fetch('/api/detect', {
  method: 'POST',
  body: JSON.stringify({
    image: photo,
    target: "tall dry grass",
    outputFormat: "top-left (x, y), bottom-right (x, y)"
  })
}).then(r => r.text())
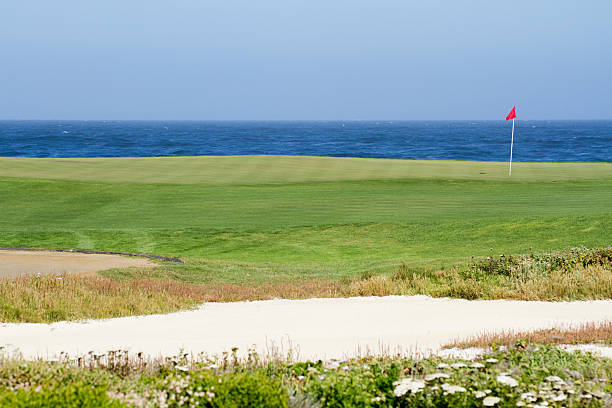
top-left (345, 265), bottom-right (612, 301)
top-left (0, 274), bottom-right (206, 323)
top-left (0, 274), bottom-right (345, 323)
top-left (1, 263), bottom-right (610, 323)
top-left (444, 321), bottom-right (612, 349)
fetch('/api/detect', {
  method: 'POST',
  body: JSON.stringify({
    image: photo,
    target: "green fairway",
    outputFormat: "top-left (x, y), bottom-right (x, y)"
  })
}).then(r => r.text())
top-left (0, 156), bottom-right (610, 283)
top-left (1, 155), bottom-right (611, 184)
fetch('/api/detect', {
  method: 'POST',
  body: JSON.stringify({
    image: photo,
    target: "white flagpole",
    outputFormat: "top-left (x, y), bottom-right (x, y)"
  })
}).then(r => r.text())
top-left (509, 118), bottom-right (515, 176)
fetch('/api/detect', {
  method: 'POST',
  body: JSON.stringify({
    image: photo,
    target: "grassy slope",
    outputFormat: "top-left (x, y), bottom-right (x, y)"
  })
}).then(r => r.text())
top-left (0, 156), bottom-right (610, 284)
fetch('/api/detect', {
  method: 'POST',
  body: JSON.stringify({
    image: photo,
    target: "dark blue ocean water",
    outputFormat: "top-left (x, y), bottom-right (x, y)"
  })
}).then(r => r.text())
top-left (0, 120), bottom-right (610, 162)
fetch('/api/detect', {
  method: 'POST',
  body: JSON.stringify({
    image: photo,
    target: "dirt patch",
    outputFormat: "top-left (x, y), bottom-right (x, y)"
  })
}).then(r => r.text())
top-left (0, 250), bottom-right (154, 278)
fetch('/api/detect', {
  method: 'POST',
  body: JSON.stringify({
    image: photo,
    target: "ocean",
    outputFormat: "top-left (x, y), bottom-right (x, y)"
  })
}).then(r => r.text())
top-left (0, 120), bottom-right (610, 162)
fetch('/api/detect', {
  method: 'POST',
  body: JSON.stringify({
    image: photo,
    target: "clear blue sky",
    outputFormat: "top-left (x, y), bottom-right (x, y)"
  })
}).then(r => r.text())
top-left (1, 0), bottom-right (611, 120)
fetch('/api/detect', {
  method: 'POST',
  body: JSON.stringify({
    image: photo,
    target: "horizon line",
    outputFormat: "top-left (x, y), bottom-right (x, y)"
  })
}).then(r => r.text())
top-left (1, 118), bottom-right (612, 122)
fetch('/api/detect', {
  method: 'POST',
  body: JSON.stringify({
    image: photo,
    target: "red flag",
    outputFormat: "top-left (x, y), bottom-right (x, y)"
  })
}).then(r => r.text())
top-left (506, 106), bottom-right (517, 121)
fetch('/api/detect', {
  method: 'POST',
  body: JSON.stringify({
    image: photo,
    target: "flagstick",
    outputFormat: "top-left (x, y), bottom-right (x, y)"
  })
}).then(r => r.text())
top-left (509, 118), bottom-right (515, 176)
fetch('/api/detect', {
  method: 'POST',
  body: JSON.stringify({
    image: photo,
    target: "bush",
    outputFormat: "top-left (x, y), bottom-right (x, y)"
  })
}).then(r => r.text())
top-left (299, 347), bottom-right (611, 407)
top-left (0, 383), bottom-right (126, 408)
top-left (0, 347), bottom-right (609, 408)
top-left (159, 369), bottom-right (289, 408)
top-left (469, 247), bottom-right (612, 279)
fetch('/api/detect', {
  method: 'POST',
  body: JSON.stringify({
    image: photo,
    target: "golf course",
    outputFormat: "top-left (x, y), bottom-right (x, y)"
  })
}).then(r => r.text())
top-left (0, 155), bottom-right (611, 322)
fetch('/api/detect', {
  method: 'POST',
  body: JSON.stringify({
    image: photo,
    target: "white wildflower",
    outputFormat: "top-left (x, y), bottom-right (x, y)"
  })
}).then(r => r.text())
top-left (297, 375), bottom-right (304, 380)
top-left (451, 362), bottom-right (467, 369)
top-left (327, 361), bottom-right (340, 369)
top-left (437, 363), bottom-right (450, 369)
top-left (371, 396), bottom-right (383, 402)
top-left (587, 389), bottom-right (605, 398)
top-left (470, 362), bottom-right (485, 369)
top-left (545, 375), bottom-right (566, 386)
top-left (474, 391), bottom-right (486, 398)
top-left (483, 396), bottom-right (501, 406)
top-left (318, 375), bottom-right (325, 380)
top-left (393, 379), bottom-right (425, 396)
top-left (441, 383), bottom-right (466, 394)
top-left (424, 373), bottom-right (450, 381)
top-left (520, 392), bottom-right (537, 402)
top-left (485, 358), bottom-right (498, 363)
top-left (550, 393), bottom-right (566, 402)
top-left (175, 365), bottom-right (189, 372)
top-left (515, 401), bottom-right (526, 407)
top-left (497, 375), bottom-right (519, 387)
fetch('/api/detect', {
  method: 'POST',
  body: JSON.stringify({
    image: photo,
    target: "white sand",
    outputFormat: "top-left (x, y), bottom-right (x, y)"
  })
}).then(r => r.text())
top-left (2, 295), bottom-right (611, 361)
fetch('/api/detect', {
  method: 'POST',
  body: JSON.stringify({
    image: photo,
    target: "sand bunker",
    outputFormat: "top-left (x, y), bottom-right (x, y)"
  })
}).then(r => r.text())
top-left (0, 250), bottom-right (153, 278)
top-left (1, 296), bottom-right (611, 361)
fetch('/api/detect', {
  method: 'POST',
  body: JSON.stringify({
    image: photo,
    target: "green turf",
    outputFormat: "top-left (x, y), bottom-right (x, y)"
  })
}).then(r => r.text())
top-left (1, 155), bottom-right (611, 184)
top-left (0, 156), bottom-right (610, 283)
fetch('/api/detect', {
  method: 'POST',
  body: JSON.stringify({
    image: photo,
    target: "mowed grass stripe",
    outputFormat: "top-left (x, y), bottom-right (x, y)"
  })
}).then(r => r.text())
top-left (0, 155), bottom-right (611, 184)
top-left (1, 178), bottom-right (610, 230)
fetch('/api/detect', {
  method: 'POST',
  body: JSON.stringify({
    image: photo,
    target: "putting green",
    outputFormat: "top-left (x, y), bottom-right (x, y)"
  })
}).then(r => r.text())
top-left (0, 156), bottom-right (610, 283)
top-left (0, 155), bottom-right (610, 184)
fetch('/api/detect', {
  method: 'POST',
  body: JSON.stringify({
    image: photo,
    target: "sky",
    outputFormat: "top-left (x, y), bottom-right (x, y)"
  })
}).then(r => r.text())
top-left (1, 0), bottom-right (611, 120)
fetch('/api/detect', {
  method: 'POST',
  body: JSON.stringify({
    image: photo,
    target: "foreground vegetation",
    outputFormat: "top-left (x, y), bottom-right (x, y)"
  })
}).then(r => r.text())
top-left (0, 247), bottom-right (610, 323)
top-left (0, 346), bottom-right (610, 407)
top-left (445, 321), bottom-right (612, 349)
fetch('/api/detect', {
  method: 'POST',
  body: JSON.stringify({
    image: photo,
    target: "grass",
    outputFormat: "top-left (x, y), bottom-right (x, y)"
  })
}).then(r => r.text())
top-left (445, 321), bottom-right (612, 349)
top-left (0, 273), bottom-right (205, 323)
top-left (1, 251), bottom-right (610, 323)
top-left (0, 156), bottom-right (611, 321)
top-left (2, 155), bottom-right (610, 184)
top-left (0, 346), bottom-right (610, 407)
top-left (343, 264), bottom-right (612, 301)
top-left (1, 156), bottom-right (611, 281)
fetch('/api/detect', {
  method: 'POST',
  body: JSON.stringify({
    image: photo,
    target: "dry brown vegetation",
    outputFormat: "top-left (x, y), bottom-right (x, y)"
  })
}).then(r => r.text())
top-left (0, 274), bottom-right (206, 323)
top-left (0, 274), bottom-right (347, 323)
top-left (347, 264), bottom-right (612, 301)
top-left (1, 262), bottom-right (610, 323)
top-left (444, 321), bottom-right (612, 349)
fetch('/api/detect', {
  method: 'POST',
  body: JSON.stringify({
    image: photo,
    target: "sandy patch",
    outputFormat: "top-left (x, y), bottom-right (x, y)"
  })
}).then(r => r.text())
top-left (1, 295), bottom-right (611, 361)
top-left (0, 250), bottom-right (154, 278)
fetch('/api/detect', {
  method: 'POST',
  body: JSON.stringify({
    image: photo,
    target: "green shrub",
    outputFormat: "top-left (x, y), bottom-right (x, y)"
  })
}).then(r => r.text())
top-left (0, 347), bottom-right (609, 408)
top-left (297, 347), bottom-right (611, 408)
top-left (159, 369), bottom-right (289, 408)
top-left (469, 247), bottom-right (612, 279)
top-left (0, 383), bottom-right (126, 408)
